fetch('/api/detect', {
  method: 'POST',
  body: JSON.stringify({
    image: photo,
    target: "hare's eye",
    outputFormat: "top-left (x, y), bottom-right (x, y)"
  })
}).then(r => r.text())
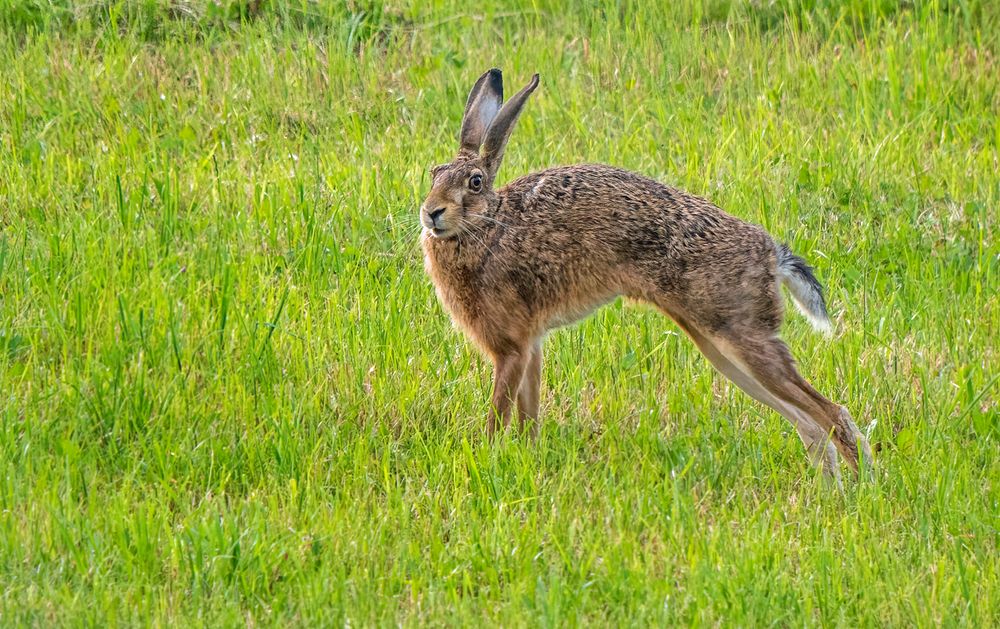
top-left (469, 174), bottom-right (483, 192)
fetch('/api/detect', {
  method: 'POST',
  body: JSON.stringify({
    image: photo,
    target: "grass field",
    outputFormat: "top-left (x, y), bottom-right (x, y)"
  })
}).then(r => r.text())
top-left (1, 0), bottom-right (998, 625)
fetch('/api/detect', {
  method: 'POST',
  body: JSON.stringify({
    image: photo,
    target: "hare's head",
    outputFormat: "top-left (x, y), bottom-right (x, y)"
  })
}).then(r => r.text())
top-left (421, 69), bottom-right (539, 238)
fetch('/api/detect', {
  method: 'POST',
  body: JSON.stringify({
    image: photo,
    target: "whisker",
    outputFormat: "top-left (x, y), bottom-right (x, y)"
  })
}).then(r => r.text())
top-left (390, 212), bottom-right (425, 230)
top-left (382, 220), bottom-right (426, 257)
top-left (459, 223), bottom-right (490, 251)
top-left (467, 212), bottom-right (524, 230)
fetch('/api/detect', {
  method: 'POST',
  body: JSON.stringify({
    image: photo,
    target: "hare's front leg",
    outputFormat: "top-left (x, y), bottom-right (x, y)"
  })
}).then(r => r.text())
top-left (516, 340), bottom-right (543, 436)
top-left (487, 348), bottom-right (530, 436)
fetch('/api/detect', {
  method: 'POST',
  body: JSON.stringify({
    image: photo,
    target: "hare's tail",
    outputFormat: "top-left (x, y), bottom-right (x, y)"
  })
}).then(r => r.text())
top-left (775, 242), bottom-right (833, 335)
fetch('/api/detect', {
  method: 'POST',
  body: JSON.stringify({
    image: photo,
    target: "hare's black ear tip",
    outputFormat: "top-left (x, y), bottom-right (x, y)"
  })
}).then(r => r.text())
top-left (485, 68), bottom-right (503, 89)
top-left (529, 73), bottom-right (540, 89)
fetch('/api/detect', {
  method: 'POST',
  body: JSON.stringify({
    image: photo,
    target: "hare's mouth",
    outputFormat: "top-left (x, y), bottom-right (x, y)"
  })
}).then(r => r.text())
top-left (428, 226), bottom-right (460, 239)
top-left (422, 223), bottom-right (452, 239)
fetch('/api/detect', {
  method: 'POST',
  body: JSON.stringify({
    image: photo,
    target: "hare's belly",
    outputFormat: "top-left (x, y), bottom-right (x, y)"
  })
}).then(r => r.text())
top-left (544, 291), bottom-right (618, 330)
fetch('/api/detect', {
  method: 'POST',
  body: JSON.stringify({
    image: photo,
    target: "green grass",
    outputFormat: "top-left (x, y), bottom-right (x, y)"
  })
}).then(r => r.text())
top-left (1, 0), bottom-right (997, 625)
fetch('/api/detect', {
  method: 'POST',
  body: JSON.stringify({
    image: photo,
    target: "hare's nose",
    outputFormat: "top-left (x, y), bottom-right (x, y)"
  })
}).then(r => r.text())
top-left (428, 207), bottom-right (446, 225)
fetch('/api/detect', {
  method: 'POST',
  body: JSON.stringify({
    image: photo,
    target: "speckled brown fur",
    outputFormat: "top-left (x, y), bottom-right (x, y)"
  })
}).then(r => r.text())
top-left (420, 69), bottom-right (873, 479)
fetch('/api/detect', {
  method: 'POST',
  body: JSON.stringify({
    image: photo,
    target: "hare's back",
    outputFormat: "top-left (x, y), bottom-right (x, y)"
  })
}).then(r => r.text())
top-left (502, 163), bottom-right (764, 250)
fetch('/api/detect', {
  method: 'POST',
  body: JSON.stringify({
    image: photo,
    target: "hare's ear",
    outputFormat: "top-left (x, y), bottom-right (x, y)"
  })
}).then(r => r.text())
top-left (481, 74), bottom-right (539, 180)
top-left (459, 69), bottom-right (504, 154)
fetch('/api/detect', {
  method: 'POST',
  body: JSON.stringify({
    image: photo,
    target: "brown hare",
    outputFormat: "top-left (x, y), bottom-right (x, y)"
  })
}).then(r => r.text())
top-left (420, 69), bottom-right (873, 480)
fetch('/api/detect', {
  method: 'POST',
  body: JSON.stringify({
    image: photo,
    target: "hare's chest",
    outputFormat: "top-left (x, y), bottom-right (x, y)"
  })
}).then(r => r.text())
top-left (423, 243), bottom-right (485, 333)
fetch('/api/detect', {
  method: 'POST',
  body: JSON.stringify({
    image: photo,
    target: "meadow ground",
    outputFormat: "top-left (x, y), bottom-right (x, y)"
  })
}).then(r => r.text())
top-left (1, 0), bottom-right (997, 625)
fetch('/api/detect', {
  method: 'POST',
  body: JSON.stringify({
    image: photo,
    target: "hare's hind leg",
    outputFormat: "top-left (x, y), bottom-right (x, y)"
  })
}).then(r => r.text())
top-left (516, 340), bottom-right (543, 437)
top-left (681, 323), bottom-right (840, 481)
top-left (712, 332), bottom-right (873, 474)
